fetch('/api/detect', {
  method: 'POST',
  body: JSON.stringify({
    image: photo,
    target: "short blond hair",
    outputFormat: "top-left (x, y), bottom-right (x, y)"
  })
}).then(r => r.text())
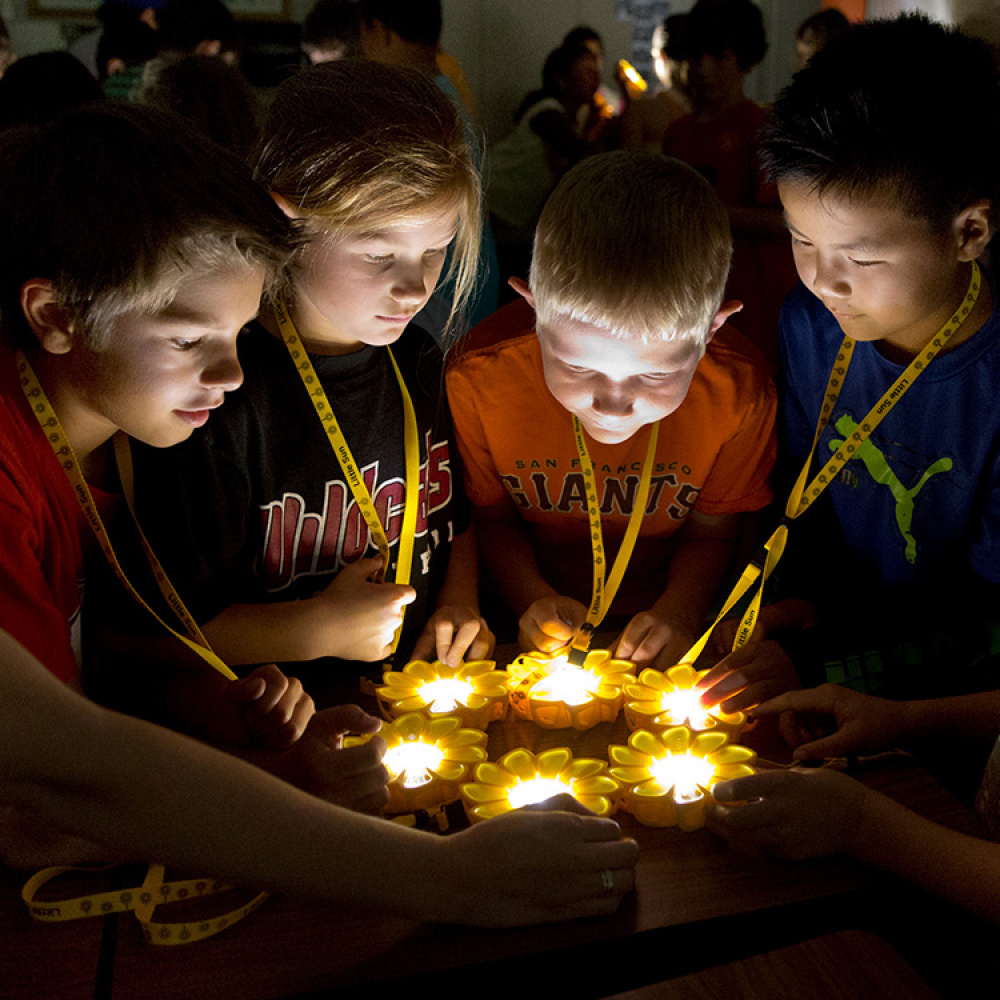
top-left (254, 60), bottom-right (482, 334)
top-left (530, 151), bottom-right (732, 346)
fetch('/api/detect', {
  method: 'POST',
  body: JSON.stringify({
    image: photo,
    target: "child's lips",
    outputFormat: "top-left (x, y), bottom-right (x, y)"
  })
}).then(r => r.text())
top-left (175, 402), bottom-right (222, 427)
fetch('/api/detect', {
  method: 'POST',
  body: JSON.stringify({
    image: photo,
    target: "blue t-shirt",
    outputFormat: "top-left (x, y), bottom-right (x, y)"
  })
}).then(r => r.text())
top-left (781, 280), bottom-right (1000, 590)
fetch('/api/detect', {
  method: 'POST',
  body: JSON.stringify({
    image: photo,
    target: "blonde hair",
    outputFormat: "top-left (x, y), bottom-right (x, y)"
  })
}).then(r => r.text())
top-left (254, 60), bottom-right (482, 332)
top-left (530, 151), bottom-right (732, 347)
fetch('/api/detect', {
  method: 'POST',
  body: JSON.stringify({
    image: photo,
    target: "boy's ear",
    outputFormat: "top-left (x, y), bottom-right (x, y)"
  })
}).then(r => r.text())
top-left (269, 191), bottom-right (299, 220)
top-left (20, 279), bottom-right (75, 355)
top-left (508, 276), bottom-right (536, 309)
top-left (707, 300), bottom-right (743, 342)
top-left (954, 200), bottom-right (993, 261)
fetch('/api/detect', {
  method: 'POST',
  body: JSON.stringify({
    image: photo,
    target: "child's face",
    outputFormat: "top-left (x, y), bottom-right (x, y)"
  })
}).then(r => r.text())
top-left (780, 179), bottom-right (974, 355)
top-left (289, 200), bottom-right (459, 353)
top-left (69, 267), bottom-right (262, 449)
top-left (537, 315), bottom-right (703, 445)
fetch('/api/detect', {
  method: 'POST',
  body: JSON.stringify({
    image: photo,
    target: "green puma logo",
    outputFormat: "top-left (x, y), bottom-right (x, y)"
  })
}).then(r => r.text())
top-left (830, 415), bottom-right (952, 564)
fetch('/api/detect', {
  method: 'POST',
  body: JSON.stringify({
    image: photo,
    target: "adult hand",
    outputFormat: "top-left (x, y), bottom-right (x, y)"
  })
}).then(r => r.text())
top-left (311, 556), bottom-right (416, 662)
top-left (274, 704), bottom-right (389, 815)
top-left (754, 684), bottom-right (909, 760)
top-left (615, 611), bottom-right (696, 670)
top-left (696, 640), bottom-right (800, 714)
top-left (411, 605), bottom-right (496, 667)
top-left (519, 596), bottom-right (587, 654)
top-left (440, 797), bottom-right (639, 926)
top-left (228, 663), bottom-right (314, 750)
top-left (707, 767), bottom-right (870, 860)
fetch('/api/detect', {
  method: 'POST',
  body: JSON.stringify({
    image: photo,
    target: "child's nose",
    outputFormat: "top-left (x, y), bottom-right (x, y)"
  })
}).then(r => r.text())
top-left (592, 382), bottom-right (633, 416)
top-left (811, 256), bottom-right (851, 300)
top-left (391, 263), bottom-right (429, 306)
top-left (201, 348), bottom-right (243, 392)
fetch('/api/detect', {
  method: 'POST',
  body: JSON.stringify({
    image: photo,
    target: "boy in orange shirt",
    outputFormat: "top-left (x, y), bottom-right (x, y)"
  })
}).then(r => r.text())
top-left (447, 151), bottom-right (777, 667)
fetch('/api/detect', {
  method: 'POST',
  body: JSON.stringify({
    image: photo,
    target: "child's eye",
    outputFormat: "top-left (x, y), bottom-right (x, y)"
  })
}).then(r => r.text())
top-left (564, 364), bottom-right (593, 375)
top-left (790, 236), bottom-right (813, 250)
top-left (641, 372), bottom-right (676, 382)
top-left (849, 258), bottom-right (883, 268)
top-left (364, 253), bottom-right (393, 263)
top-left (170, 337), bottom-right (202, 351)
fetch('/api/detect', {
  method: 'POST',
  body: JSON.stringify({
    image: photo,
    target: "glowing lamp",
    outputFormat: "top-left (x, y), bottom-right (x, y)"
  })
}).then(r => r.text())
top-left (609, 727), bottom-right (755, 831)
top-left (348, 713), bottom-right (487, 814)
top-left (376, 659), bottom-right (509, 730)
top-left (507, 649), bottom-right (635, 731)
top-left (624, 664), bottom-right (747, 737)
top-left (461, 747), bottom-right (621, 824)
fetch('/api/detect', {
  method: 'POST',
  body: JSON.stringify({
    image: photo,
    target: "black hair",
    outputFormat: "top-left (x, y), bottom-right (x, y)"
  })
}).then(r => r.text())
top-left (140, 54), bottom-right (260, 160)
top-left (761, 14), bottom-right (1000, 230)
top-left (157, 0), bottom-right (238, 55)
top-left (0, 102), bottom-right (294, 349)
top-left (682, 0), bottom-right (767, 71)
top-left (515, 41), bottom-right (591, 122)
top-left (0, 52), bottom-right (103, 130)
top-left (357, 0), bottom-right (441, 48)
top-left (796, 8), bottom-right (851, 46)
top-left (562, 25), bottom-right (602, 54)
top-left (660, 14), bottom-right (688, 62)
top-left (302, 0), bottom-right (361, 56)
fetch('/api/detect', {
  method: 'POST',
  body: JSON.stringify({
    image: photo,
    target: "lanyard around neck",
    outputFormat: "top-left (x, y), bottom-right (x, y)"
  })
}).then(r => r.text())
top-left (273, 295), bottom-right (420, 654)
top-left (678, 261), bottom-right (983, 666)
top-left (17, 352), bottom-right (235, 680)
top-left (568, 415), bottom-right (660, 658)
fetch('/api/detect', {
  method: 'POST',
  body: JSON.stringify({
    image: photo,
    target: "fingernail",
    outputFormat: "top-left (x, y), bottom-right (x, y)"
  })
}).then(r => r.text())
top-left (714, 672), bottom-right (745, 694)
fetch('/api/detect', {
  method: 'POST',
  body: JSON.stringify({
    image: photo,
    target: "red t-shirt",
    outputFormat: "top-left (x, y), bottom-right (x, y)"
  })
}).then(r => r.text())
top-left (0, 348), bottom-right (86, 682)
top-left (446, 300), bottom-right (777, 614)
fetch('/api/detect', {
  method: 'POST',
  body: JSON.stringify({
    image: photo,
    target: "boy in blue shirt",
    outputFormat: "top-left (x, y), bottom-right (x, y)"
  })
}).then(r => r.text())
top-left (699, 15), bottom-right (1000, 712)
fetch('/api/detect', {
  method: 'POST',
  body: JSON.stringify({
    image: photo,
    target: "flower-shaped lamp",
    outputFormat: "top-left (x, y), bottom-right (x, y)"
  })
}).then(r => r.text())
top-left (507, 649), bottom-right (635, 730)
top-left (377, 659), bottom-right (509, 730)
top-left (624, 664), bottom-right (746, 737)
top-left (347, 713), bottom-right (487, 814)
top-left (461, 747), bottom-right (621, 824)
top-left (609, 727), bottom-right (755, 831)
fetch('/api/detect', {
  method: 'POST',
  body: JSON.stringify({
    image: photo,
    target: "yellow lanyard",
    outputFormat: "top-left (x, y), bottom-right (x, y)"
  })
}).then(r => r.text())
top-left (679, 261), bottom-right (983, 665)
top-left (273, 296), bottom-right (420, 653)
top-left (568, 415), bottom-right (660, 658)
top-left (16, 353), bottom-right (235, 681)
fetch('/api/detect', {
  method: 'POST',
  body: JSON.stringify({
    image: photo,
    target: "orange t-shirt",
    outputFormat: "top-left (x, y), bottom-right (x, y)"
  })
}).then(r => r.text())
top-left (446, 301), bottom-right (777, 613)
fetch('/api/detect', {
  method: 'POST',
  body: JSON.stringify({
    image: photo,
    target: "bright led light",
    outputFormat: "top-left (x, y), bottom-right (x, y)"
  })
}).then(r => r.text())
top-left (383, 741), bottom-right (445, 789)
top-left (649, 752), bottom-right (714, 801)
top-left (506, 777), bottom-right (575, 809)
top-left (417, 677), bottom-right (474, 714)
top-left (534, 667), bottom-right (600, 707)
top-left (660, 689), bottom-right (710, 730)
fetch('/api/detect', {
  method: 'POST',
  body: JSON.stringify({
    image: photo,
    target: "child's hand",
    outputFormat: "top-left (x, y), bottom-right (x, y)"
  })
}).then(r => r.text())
top-left (312, 556), bottom-right (416, 662)
top-left (411, 606), bottom-right (496, 667)
top-left (708, 599), bottom-right (818, 659)
top-left (696, 640), bottom-right (801, 714)
top-left (707, 768), bottom-right (870, 860)
top-left (615, 612), bottom-right (697, 669)
top-left (753, 684), bottom-right (909, 760)
top-left (518, 596), bottom-right (587, 653)
top-left (228, 663), bottom-right (315, 750)
top-left (276, 704), bottom-right (389, 815)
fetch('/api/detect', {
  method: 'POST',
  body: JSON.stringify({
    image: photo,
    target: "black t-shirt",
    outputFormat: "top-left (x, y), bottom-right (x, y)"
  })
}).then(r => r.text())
top-left (133, 321), bottom-right (468, 692)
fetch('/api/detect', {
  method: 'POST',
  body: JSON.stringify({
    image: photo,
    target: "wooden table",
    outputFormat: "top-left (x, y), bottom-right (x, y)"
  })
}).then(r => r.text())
top-left (0, 665), bottom-right (989, 1000)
